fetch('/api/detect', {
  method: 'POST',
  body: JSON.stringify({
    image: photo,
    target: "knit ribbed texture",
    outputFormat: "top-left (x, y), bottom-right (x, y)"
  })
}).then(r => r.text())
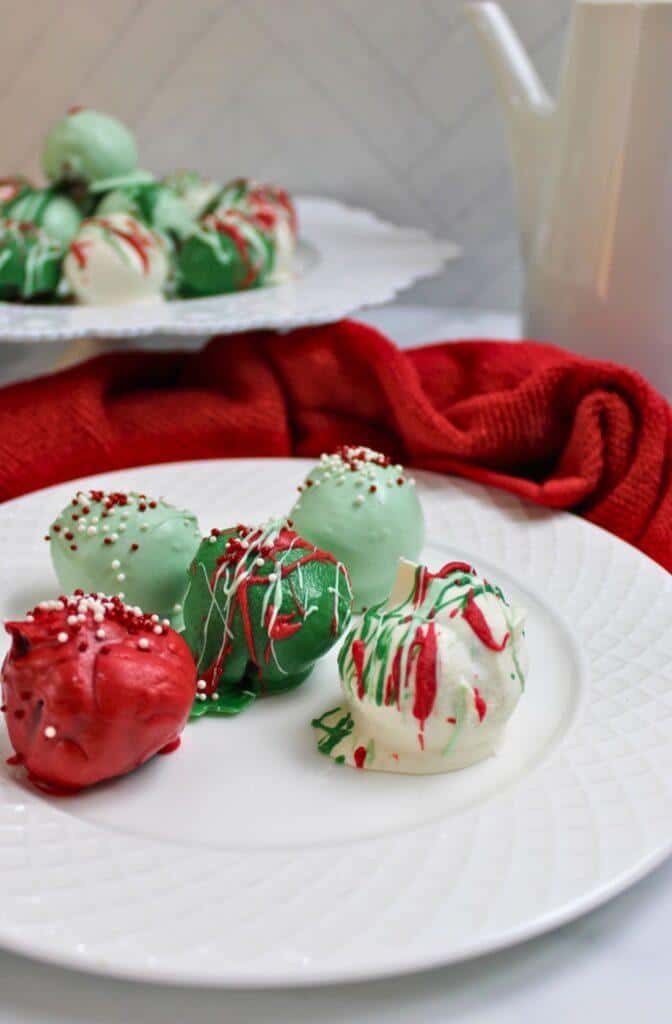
top-left (1, 320), bottom-right (669, 571)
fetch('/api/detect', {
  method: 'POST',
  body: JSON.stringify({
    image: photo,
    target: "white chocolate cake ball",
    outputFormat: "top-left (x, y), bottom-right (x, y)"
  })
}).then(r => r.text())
top-left (64, 213), bottom-right (169, 305)
top-left (313, 558), bottom-right (528, 774)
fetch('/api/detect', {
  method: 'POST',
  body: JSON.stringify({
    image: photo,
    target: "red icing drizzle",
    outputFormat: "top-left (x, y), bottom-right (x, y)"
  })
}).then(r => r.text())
top-left (204, 526), bottom-right (343, 693)
top-left (93, 218), bottom-right (154, 274)
top-left (462, 590), bottom-right (509, 651)
top-left (473, 687), bottom-right (487, 722)
top-left (410, 622), bottom-right (438, 733)
top-left (207, 212), bottom-right (259, 287)
top-left (351, 639), bottom-right (366, 699)
top-left (354, 745), bottom-right (367, 769)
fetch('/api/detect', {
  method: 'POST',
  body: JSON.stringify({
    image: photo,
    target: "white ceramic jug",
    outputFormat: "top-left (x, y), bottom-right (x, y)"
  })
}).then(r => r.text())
top-left (466, 1), bottom-right (672, 394)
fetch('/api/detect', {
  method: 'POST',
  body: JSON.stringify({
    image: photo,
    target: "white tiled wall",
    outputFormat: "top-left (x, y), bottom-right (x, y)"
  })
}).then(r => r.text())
top-left (0, 0), bottom-right (571, 311)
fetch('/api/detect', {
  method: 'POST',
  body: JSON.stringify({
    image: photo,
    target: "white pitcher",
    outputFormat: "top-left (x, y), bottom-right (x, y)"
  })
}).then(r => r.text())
top-left (466, 0), bottom-right (672, 395)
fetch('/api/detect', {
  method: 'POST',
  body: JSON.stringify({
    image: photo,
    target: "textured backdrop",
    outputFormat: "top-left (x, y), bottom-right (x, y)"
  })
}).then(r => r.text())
top-left (0, 0), bottom-right (570, 311)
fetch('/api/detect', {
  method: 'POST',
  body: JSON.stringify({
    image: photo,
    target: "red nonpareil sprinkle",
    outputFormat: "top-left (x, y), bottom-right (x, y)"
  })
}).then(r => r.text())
top-left (354, 746), bottom-right (367, 769)
top-left (131, 543), bottom-right (139, 551)
top-left (446, 716), bottom-right (457, 724)
top-left (369, 484), bottom-right (377, 493)
top-left (64, 531), bottom-right (74, 540)
top-left (67, 105), bottom-right (85, 115)
top-left (53, 525), bottom-right (61, 532)
top-left (334, 445), bottom-right (391, 470)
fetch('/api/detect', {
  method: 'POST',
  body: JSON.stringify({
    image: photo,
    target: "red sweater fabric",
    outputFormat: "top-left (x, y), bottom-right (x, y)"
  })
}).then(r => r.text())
top-left (1, 320), bottom-right (670, 571)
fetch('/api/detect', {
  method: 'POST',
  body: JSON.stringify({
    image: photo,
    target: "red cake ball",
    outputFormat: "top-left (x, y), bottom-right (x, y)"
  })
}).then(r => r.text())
top-left (2, 592), bottom-right (196, 793)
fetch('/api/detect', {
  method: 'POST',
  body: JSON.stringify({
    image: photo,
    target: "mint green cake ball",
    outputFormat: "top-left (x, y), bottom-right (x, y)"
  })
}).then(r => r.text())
top-left (95, 180), bottom-right (194, 242)
top-left (1, 185), bottom-right (81, 246)
top-left (43, 108), bottom-right (138, 186)
top-left (163, 171), bottom-right (221, 218)
top-left (48, 490), bottom-right (201, 625)
top-left (289, 447), bottom-right (425, 611)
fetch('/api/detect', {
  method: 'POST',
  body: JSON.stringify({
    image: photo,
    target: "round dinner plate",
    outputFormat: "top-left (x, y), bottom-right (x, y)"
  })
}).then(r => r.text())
top-left (0, 458), bottom-right (670, 987)
top-left (0, 199), bottom-right (458, 342)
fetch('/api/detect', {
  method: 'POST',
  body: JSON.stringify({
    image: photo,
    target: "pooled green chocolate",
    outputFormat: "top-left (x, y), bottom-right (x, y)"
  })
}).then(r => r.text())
top-left (289, 447), bottom-right (425, 611)
top-left (43, 108), bottom-right (138, 186)
top-left (0, 220), bottom-right (63, 301)
top-left (182, 520), bottom-right (353, 717)
top-left (1, 186), bottom-right (81, 246)
top-left (48, 490), bottom-right (201, 625)
top-left (177, 209), bottom-right (274, 296)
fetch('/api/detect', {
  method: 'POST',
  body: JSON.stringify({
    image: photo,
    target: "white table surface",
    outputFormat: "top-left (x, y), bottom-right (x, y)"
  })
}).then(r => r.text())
top-left (1, 304), bottom-right (669, 1024)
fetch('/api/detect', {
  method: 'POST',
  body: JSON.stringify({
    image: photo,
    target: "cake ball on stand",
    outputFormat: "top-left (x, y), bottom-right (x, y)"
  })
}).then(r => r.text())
top-left (289, 446), bottom-right (425, 611)
top-left (1, 184), bottom-right (81, 246)
top-left (64, 213), bottom-right (170, 304)
top-left (163, 171), bottom-right (221, 219)
top-left (313, 558), bottom-right (528, 773)
top-left (2, 593), bottom-right (196, 793)
top-left (42, 107), bottom-right (139, 187)
top-left (95, 179), bottom-right (195, 244)
top-left (177, 209), bottom-right (274, 296)
top-left (210, 178), bottom-right (298, 282)
top-left (182, 519), bottom-right (353, 717)
top-left (0, 221), bottom-right (63, 301)
top-left (47, 490), bottom-right (201, 626)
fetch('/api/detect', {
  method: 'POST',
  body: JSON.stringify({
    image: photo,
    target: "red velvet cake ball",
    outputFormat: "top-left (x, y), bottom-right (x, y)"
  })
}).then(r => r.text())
top-left (2, 592), bottom-right (196, 792)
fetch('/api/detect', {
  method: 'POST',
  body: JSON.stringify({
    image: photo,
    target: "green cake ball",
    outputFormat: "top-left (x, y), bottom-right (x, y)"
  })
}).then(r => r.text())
top-left (182, 520), bottom-right (353, 717)
top-left (1, 185), bottom-right (81, 246)
top-left (289, 447), bottom-right (425, 611)
top-left (43, 108), bottom-right (138, 186)
top-left (0, 220), bottom-right (63, 301)
top-left (96, 180), bottom-right (194, 243)
top-left (177, 210), bottom-right (274, 295)
top-left (210, 178), bottom-right (298, 283)
top-left (48, 490), bottom-right (201, 625)
top-left (163, 171), bottom-right (221, 219)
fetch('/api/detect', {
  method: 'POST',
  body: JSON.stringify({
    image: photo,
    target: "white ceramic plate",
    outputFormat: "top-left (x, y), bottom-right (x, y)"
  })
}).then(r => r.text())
top-left (0, 458), bottom-right (670, 987)
top-left (0, 199), bottom-right (458, 342)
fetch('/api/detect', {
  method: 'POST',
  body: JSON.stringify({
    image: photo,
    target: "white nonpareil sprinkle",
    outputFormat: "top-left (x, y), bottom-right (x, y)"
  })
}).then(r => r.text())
top-left (87, 526), bottom-right (98, 536)
top-left (96, 629), bottom-right (105, 640)
top-left (162, 619), bottom-right (170, 628)
top-left (66, 615), bottom-right (78, 626)
top-left (109, 533), bottom-right (119, 542)
top-left (267, 573), bottom-right (278, 582)
top-left (151, 614), bottom-right (159, 622)
top-left (208, 536), bottom-right (217, 544)
top-left (197, 693), bottom-right (207, 702)
top-left (173, 603), bottom-right (182, 612)
top-left (94, 612), bottom-right (104, 623)
top-left (140, 523), bottom-right (149, 532)
top-left (138, 638), bottom-right (150, 650)
top-left (111, 560), bottom-right (121, 570)
top-left (57, 632), bottom-right (68, 643)
top-left (44, 726), bottom-right (56, 739)
top-left (117, 573), bottom-right (126, 582)
top-left (196, 679), bottom-right (207, 691)
top-left (256, 557), bottom-right (264, 566)
top-left (153, 625), bottom-right (163, 635)
top-left (354, 495), bottom-right (364, 507)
